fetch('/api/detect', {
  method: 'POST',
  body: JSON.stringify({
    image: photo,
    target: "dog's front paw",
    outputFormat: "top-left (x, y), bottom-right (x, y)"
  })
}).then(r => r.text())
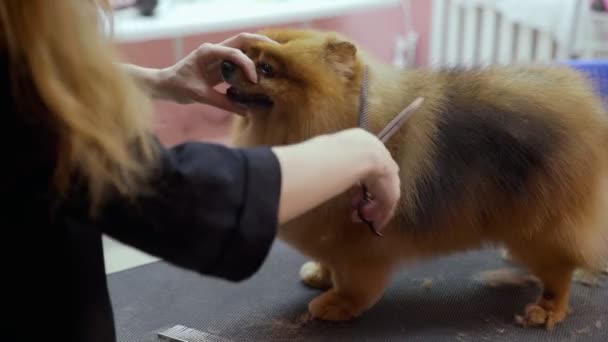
top-left (308, 289), bottom-right (361, 321)
top-left (300, 261), bottom-right (332, 289)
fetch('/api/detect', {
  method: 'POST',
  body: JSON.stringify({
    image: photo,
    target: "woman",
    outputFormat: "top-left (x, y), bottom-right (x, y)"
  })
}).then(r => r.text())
top-left (1, 1), bottom-right (400, 341)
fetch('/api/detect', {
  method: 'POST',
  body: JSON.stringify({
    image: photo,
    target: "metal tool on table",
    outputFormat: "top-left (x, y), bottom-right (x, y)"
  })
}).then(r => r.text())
top-left (157, 324), bottom-right (232, 342)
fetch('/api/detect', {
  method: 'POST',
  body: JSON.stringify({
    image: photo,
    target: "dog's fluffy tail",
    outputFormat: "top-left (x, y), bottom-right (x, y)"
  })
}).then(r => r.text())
top-left (575, 128), bottom-right (608, 272)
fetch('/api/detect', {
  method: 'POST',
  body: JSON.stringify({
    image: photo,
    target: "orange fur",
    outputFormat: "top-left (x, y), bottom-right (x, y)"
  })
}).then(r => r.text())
top-left (225, 29), bottom-right (608, 329)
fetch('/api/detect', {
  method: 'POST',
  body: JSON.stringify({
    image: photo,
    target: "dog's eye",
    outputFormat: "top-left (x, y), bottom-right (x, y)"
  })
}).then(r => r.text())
top-left (259, 63), bottom-right (274, 76)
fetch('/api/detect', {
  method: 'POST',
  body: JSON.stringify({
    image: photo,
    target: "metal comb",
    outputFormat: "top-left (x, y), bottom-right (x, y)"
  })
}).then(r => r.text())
top-left (358, 65), bottom-right (371, 130)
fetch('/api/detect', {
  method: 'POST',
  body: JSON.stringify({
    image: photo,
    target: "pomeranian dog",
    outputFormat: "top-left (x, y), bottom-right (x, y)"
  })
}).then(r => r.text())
top-left (221, 29), bottom-right (608, 329)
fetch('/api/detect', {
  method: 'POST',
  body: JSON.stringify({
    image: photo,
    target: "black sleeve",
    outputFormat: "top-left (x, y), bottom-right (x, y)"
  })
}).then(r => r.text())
top-left (89, 141), bottom-right (282, 281)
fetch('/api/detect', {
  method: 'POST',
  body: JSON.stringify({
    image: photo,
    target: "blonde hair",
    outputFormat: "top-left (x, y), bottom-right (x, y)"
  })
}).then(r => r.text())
top-left (0, 0), bottom-right (157, 210)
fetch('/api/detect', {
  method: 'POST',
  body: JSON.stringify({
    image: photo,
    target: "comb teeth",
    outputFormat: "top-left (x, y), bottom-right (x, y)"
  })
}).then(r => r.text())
top-left (157, 325), bottom-right (232, 342)
top-left (358, 66), bottom-right (370, 131)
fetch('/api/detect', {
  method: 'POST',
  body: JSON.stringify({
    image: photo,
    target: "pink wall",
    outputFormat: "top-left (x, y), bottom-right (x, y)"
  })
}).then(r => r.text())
top-left (116, 1), bottom-right (431, 147)
top-left (312, 1), bottom-right (431, 66)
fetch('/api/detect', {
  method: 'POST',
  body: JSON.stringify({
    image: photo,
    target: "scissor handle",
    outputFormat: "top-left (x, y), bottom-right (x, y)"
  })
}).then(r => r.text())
top-left (358, 184), bottom-right (384, 237)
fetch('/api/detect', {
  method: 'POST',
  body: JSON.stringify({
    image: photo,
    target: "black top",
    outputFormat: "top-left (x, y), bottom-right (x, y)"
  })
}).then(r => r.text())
top-left (3, 64), bottom-right (282, 342)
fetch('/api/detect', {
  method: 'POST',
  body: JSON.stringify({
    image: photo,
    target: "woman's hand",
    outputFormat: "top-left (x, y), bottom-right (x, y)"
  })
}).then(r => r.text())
top-left (272, 128), bottom-right (401, 233)
top-left (349, 136), bottom-right (401, 232)
top-left (158, 33), bottom-right (277, 114)
top-left (123, 33), bottom-right (277, 114)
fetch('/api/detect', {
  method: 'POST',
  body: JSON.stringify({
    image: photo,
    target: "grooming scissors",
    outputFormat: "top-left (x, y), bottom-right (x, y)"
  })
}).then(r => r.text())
top-left (357, 66), bottom-right (424, 236)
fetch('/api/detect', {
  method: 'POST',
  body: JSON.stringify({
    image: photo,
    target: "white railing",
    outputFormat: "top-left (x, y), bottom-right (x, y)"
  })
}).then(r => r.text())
top-left (429, 0), bottom-right (586, 67)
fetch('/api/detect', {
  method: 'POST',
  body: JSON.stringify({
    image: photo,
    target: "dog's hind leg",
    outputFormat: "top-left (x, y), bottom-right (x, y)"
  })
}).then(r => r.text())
top-left (511, 250), bottom-right (576, 330)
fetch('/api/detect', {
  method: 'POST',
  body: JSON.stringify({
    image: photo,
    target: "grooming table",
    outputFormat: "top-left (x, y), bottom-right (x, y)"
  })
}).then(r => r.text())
top-left (109, 241), bottom-right (607, 341)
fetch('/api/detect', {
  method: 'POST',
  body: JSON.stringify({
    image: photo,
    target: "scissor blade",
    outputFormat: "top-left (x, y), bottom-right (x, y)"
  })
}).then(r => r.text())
top-left (377, 97), bottom-right (424, 143)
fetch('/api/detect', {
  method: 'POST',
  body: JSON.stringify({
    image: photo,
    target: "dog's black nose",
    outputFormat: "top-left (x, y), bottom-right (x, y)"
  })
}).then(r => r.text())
top-left (221, 60), bottom-right (237, 75)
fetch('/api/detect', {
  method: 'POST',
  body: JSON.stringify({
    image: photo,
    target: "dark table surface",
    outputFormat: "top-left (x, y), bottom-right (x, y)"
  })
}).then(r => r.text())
top-left (109, 241), bottom-right (607, 341)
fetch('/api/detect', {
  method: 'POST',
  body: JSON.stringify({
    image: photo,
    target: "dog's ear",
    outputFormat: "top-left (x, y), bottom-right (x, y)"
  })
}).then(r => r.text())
top-left (324, 39), bottom-right (357, 80)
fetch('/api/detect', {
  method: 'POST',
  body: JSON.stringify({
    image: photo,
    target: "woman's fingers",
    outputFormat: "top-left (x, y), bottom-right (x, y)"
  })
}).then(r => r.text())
top-left (196, 43), bottom-right (258, 83)
top-left (220, 32), bottom-right (279, 49)
top-left (191, 87), bottom-right (247, 115)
